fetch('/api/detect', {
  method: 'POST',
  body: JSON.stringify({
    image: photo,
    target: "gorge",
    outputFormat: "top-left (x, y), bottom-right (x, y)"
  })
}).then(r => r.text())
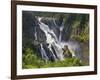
top-left (22, 11), bottom-right (89, 68)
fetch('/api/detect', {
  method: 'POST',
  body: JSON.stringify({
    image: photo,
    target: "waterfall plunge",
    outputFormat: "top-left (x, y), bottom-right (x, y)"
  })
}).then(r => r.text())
top-left (38, 17), bottom-right (64, 61)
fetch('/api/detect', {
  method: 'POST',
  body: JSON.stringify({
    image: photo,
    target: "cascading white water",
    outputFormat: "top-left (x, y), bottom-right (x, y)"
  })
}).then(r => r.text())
top-left (34, 27), bottom-right (37, 40)
top-left (59, 23), bottom-right (64, 41)
top-left (40, 44), bottom-right (49, 61)
top-left (52, 42), bottom-right (64, 60)
top-left (48, 43), bottom-right (58, 61)
top-left (53, 19), bottom-right (64, 42)
top-left (38, 17), bottom-right (64, 61)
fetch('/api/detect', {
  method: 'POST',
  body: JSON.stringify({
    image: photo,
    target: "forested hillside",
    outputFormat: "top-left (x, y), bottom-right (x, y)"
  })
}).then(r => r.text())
top-left (22, 11), bottom-right (89, 69)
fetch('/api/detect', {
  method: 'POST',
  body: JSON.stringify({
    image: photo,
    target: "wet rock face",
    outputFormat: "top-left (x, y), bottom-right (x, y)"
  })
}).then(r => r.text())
top-left (22, 12), bottom-right (36, 49)
top-left (36, 26), bottom-right (46, 43)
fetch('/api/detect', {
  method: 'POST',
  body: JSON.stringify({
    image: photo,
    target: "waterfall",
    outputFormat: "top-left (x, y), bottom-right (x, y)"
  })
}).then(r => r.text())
top-left (40, 44), bottom-right (49, 61)
top-left (59, 23), bottom-right (64, 41)
top-left (38, 17), bottom-right (64, 61)
top-left (53, 18), bottom-right (64, 42)
top-left (52, 42), bottom-right (64, 60)
top-left (48, 44), bottom-right (58, 61)
top-left (34, 27), bottom-right (37, 40)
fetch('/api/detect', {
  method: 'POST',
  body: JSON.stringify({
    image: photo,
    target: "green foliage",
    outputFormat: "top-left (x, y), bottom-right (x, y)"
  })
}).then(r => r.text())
top-left (22, 48), bottom-right (84, 69)
top-left (70, 33), bottom-right (89, 42)
top-left (71, 19), bottom-right (89, 42)
top-left (43, 58), bottom-right (83, 68)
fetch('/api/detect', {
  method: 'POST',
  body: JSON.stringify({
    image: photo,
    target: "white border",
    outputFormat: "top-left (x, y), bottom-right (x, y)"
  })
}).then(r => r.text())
top-left (17, 5), bottom-right (94, 75)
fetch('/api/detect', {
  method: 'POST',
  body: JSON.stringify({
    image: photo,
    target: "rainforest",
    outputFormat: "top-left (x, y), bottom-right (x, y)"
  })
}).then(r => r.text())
top-left (22, 11), bottom-right (89, 69)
